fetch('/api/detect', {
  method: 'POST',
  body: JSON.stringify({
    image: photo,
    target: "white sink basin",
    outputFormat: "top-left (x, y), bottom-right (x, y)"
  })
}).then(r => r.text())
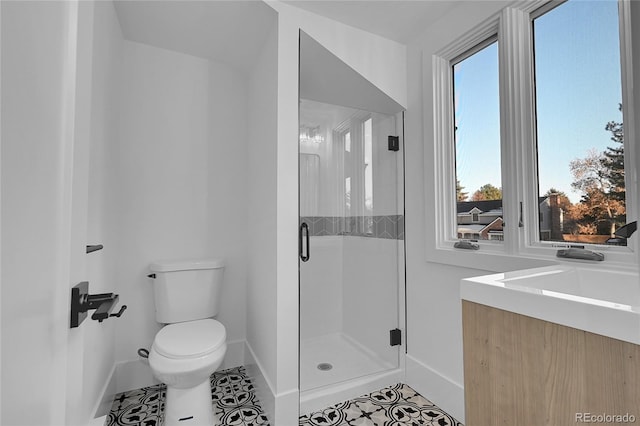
top-left (461, 265), bottom-right (640, 345)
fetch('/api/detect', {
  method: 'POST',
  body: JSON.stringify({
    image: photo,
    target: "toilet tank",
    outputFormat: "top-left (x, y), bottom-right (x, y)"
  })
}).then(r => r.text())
top-left (149, 258), bottom-right (225, 324)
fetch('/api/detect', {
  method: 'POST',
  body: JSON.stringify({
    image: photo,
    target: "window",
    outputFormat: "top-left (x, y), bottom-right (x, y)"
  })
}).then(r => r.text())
top-left (453, 40), bottom-right (502, 242)
top-left (364, 117), bottom-right (373, 215)
top-left (533, 0), bottom-right (625, 245)
top-left (344, 131), bottom-right (352, 216)
top-left (340, 115), bottom-right (375, 234)
top-left (432, 0), bottom-right (636, 266)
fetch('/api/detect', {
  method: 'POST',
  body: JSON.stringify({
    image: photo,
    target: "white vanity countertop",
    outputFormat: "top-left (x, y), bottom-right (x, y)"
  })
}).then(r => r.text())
top-left (461, 265), bottom-right (640, 345)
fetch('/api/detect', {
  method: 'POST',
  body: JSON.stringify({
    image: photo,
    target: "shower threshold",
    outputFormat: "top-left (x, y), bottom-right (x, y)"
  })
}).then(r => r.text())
top-left (300, 367), bottom-right (404, 416)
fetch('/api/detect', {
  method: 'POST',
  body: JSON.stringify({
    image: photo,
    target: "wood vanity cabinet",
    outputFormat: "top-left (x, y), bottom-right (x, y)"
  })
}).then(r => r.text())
top-left (462, 300), bottom-right (640, 426)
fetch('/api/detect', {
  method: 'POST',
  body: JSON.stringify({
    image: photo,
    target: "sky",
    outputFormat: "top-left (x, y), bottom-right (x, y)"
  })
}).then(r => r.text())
top-left (454, 0), bottom-right (623, 203)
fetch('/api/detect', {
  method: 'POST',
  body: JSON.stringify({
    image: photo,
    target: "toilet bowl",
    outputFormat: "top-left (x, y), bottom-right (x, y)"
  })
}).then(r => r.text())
top-left (149, 319), bottom-right (227, 425)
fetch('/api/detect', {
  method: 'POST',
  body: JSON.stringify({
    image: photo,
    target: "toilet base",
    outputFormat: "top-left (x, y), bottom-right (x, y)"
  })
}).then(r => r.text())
top-left (164, 380), bottom-right (217, 426)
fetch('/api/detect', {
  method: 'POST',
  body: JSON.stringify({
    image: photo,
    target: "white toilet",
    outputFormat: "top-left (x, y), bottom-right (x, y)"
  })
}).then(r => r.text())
top-left (148, 258), bottom-right (227, 426)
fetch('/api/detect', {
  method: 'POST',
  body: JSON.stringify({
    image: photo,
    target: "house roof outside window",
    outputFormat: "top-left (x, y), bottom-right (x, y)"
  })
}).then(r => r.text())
top-left (456, 196), bottom-right (562, 240)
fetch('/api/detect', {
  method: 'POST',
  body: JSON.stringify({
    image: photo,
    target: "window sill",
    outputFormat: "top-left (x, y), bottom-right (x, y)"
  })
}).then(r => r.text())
top-left (426, 243), bottom-right (639, 274)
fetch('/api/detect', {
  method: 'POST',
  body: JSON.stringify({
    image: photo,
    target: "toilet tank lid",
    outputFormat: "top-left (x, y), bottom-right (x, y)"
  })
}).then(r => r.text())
top-left (149, 258), bottom-right (225, 272)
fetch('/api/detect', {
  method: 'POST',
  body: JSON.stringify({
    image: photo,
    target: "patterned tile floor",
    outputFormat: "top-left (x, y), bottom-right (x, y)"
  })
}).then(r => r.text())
top-left (107, 367), bottom-right (461, 426)
top-left (107, 366), bottom-right (269, 426)
top-left (300, 383), bottom-right (462, 426)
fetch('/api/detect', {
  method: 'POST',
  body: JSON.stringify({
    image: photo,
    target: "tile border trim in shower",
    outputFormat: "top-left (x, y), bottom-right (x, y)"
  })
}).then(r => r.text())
top-left (300, 215), bottom-right (404, 240)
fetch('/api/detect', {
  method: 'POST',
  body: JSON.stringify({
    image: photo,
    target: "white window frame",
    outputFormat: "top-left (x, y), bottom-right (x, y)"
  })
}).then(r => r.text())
top-left (337, 112), bottom-right (374, 225)
top-left (430, 0), bottom-right (638, 271)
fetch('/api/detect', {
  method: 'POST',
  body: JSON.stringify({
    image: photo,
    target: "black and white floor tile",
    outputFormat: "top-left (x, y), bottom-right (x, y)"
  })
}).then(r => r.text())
top-left (107, 369), bottom-right (460, 426)
top-left (299, 383), bottom-right (463, 426)
top-left (107, 384), bottom-right (166, 426)
top-left (106, 366), bottom-right (269, 426)
top-left (211, 367), bottom-right (270, 426)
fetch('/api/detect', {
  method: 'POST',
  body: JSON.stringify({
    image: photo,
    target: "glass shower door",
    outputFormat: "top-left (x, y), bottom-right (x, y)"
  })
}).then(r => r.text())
top-left (299, 99), bottom-right (403, 392)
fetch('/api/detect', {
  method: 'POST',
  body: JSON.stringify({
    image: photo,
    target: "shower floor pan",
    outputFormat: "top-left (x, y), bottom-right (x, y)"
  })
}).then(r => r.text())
top-left (300, 333), bottom-right (401, 414)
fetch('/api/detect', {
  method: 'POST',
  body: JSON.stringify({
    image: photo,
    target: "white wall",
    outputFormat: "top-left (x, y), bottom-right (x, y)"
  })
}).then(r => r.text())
top-left (205, 57), bottom-right (249, 353)
top-left (246, 18), bottom-right (279, 420)
top-left (404, 1), bottom-right (640, 422)
top-left (113, 39), bottom-right (209, 368)
top-left (274, 16), bottom-right (302, 423)
top-left (299, 237), bottom-right (343, 339)
top-left (371, 113), bottom-right (400, 216)
top-left (1, 1), bottom-right (93, 424)
top-left (342, 237), bottom-right (399, 368)
top-left (111, 39), bottom-right (249, 387)
top-left (83, 1), bottom-right (123, 417)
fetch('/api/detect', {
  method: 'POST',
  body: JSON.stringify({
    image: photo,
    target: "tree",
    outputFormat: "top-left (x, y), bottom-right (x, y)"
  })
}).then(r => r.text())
top-left (568, 105), bottom-right (626, 237)
top-left (601, 104), bottom-right (625, 207)
top-left (456, 180), bottom-right (468, 202)
top-left (471, 183), bottom-right (502, 201)
top-left (569, 188), bottom-right (624, 236)
top-left (544, 188), bottom-right (566, 196)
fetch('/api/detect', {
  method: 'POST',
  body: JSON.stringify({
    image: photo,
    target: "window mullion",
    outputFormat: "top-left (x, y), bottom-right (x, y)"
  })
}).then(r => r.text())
top-left (618, 0), bottom-right (639, 258)
top-left (499, 7), bottom-right (538, 254)
top-left (432, 54), bottom-right (458, 245)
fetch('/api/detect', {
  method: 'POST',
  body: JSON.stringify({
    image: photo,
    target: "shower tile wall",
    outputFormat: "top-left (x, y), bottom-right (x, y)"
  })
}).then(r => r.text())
top-left (300, 225), bottom-right (401, 364)
top-left (301, 215), bottom-right (404, 239)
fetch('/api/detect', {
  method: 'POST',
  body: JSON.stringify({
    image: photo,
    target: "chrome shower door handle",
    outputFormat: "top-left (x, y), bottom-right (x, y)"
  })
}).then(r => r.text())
top-left (299, 222), bottom-right (310, 262)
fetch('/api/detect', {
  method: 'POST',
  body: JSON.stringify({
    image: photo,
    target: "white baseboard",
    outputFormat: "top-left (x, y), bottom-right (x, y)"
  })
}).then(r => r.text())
top-left (243, 341), bottom-right (275, 423)
top-left (220, 338), bottom-right (245, 371)
top-left (244, 341), bottom-right (300, 425)
top-left (114, 356), bottom-right (160, 394)
top-left (87, 414), bottom-right (107, 426)
top-left (274, 387), bottom-right (299, 423)
top-left (405, 355), bottom-right (465, 423)
top-left (91, 363), bottom-right (117, 419)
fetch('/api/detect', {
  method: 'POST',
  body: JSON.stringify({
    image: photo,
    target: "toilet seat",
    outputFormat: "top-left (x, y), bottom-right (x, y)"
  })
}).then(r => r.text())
top-left (154, 319), bottom-right (226, 359)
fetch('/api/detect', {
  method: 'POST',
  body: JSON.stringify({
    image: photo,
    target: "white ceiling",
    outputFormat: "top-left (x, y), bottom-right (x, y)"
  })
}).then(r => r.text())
top-left (113, 0), bottom-right (458, 75)
top-left (283, 0), bottom-right (460, 43)
top-left (113, 1), bottom-right (277, 75)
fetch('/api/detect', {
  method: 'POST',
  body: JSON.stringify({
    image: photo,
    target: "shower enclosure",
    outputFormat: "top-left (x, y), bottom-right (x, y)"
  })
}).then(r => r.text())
top-left (298, 98), bottom-right (405, 412)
